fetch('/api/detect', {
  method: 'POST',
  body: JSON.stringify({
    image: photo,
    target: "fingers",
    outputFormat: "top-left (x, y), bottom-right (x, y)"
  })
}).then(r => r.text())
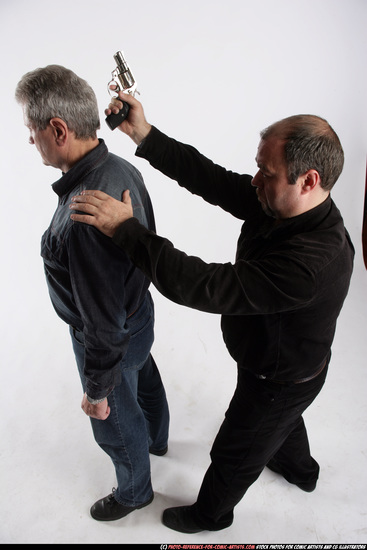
top-left (105, 86), bottom-right (139, 116)
top-left (97, 405), bottom-right (110, 420)
top-left (70, 189), bottom-right (125, 207)
top-left (122, 189), bottom-right (131, 204)
top-left (105, 96), bottom-right (123, 116)
top-left (117, 91), bottom-right (139, 107)
top-left (105, 89), bottom-right (139, 115)
top-left (69, 198), bottom-right (97, 218)
top-left (81, 394), bottom-right (111, 420)
top-left (69, 192), bottom-right (101, 225)
top-left (73, 189), bottom-right (110, 201)
top-left (69, 190), bottom-right (111, 216)
top-left (70, 212), bottom-right (97, 225)
top-left (88, 408), bottom-right (110, 420)
top-left (69, 189), bottom-right (131, 237)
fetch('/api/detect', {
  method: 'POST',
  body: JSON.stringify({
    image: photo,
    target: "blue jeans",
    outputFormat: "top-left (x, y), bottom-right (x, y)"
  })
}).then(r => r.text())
top-left (70, 292), bottom-right (169, 506)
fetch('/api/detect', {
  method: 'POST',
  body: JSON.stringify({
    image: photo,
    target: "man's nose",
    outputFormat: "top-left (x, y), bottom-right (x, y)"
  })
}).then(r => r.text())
top-left (251, 171), bottom-right (261, 187)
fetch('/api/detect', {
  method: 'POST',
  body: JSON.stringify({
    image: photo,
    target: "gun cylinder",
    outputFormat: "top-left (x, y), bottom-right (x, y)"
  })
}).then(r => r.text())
top-left (117, 70), bottom-right (134, 89)
top-left (113, 51), bottom-right (135, 90)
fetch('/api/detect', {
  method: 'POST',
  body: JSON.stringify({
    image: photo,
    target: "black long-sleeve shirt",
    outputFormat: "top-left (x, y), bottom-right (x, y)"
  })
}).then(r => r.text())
top-left (112, 126), bottom-right (354, 382)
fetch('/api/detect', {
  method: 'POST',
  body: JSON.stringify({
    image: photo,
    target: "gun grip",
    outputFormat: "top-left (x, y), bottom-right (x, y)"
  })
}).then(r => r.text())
top-left (105, 101), bottom-right (130, 130)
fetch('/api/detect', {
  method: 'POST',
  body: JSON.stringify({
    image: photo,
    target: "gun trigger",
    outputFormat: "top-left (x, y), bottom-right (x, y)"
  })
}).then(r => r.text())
top-left (108, 78), bottom-right (120, 96)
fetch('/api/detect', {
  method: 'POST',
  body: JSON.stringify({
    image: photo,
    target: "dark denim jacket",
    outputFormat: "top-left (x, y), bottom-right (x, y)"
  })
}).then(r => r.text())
top-left (41, 139), bottom-right (155, 399)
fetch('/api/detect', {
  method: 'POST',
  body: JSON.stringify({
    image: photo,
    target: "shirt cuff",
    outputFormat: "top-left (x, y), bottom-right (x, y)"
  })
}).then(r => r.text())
top-left (135, 126), bottom-right (162, 158)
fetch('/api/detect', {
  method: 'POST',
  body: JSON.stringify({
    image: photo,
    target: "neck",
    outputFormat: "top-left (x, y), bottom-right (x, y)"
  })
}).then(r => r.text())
top-left (61, 137), bottom-right (99, 172)
top-left (300, 190), bottom-right (330, 216)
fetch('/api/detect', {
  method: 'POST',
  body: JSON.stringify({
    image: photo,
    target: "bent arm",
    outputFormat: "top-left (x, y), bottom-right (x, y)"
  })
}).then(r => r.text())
top-left (105, 94), bottom-right (258, 219)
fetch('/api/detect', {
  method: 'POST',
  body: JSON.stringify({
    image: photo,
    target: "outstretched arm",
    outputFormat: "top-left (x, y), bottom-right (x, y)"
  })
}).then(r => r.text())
top-left (69, 190), bottom-right (313, 317)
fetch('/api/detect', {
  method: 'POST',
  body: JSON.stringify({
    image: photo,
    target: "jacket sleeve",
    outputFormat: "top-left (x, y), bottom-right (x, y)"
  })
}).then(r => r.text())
top-left (112, 218), bottom-right (315, 316)
top-left (136, 126), bottom-right (258, 220)
top-left (68, 223), bottom-right (131, 400)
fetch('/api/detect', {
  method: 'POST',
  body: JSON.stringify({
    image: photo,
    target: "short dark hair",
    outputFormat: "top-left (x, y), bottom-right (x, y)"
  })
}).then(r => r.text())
top-left (15, 65), bottom-right (100, 140)
top-left (260, 115), bottom-right (344, 191)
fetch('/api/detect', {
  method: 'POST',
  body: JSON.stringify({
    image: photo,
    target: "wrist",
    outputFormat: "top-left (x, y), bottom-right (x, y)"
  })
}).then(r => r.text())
top-left (86, 395), bottom-right (106, 405)
top-left (132, 123), bottom-right (152, 146)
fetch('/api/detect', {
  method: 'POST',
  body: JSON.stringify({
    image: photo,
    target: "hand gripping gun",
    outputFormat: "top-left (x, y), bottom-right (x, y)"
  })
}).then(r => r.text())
top-left (105, 51), bottom-right (139, 130)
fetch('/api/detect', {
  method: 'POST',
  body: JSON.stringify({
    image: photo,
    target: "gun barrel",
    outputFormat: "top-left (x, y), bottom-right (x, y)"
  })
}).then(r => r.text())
top-left (114, 51), bottom-right (129, 73)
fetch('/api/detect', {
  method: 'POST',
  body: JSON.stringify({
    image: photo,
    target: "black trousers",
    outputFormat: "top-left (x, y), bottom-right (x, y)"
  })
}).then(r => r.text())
top-left (194, 362), bottom-right (329, 530)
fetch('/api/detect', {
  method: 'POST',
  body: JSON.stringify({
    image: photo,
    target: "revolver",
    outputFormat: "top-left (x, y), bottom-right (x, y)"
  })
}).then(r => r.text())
top-left (105, 51), bottom-right (139, 130)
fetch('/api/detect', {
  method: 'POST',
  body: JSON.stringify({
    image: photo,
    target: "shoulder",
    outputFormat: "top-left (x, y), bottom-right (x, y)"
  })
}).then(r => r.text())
top-left (106, 152), bottom-right (143, 179)
top-left (289, 202), bottom-right (353, 275)
top-left (89, 152), bottom-right (146, 200)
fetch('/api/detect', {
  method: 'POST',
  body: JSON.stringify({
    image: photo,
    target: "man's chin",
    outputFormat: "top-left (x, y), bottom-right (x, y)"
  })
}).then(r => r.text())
top-left (42, 159), bottom-right (57, 169)
top-left (259, 201), bottom-right (273, 217)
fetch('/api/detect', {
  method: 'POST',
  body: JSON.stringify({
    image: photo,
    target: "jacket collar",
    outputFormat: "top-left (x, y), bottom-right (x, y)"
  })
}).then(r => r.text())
top-left (52, 139), bottom-right (108, 197)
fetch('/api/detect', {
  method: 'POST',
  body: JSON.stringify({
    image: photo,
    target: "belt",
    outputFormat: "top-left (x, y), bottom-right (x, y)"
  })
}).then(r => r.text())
top-left (257, 358), bottom-right (328, 385)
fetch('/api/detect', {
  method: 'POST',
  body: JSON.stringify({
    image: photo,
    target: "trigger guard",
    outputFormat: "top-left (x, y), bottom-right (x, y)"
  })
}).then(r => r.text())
top-left (107, 79), bottom-right (121, 96)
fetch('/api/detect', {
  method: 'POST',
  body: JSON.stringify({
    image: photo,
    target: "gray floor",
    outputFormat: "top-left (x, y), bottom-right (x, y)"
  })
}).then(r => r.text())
top-left (1, 262), bottom-right (366, 545)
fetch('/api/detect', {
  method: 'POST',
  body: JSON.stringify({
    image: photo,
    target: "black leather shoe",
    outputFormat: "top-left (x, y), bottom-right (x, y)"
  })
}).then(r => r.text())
top-left (162, 505), bottom-right (204, 534)
top-left (149, 445), bottom-right (168, 456)
top-left (90, 490), bottom-right (154, 521)
top-left (267, 459), bottom-right (317, 492)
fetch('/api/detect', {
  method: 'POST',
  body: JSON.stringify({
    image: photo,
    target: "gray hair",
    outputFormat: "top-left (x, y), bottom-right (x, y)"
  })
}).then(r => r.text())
top-left (260, 115), bottom-right (344, 191)
top-left (15, 65), bottom-right (100, 139)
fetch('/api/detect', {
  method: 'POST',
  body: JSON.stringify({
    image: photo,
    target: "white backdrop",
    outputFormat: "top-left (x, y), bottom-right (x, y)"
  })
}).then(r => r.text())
top-left (1, 0), bottom-right (366, 544)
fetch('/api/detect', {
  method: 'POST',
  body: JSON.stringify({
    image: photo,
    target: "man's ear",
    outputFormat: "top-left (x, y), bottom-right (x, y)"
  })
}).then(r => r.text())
top-left (49, 117), bottom-right (68, 146)
top-left (301, 169), bottom-right (321, 194)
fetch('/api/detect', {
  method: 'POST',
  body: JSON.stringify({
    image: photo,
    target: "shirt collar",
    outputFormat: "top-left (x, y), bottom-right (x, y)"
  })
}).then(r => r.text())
top-left (260, 195), bottom-right (332, 239)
